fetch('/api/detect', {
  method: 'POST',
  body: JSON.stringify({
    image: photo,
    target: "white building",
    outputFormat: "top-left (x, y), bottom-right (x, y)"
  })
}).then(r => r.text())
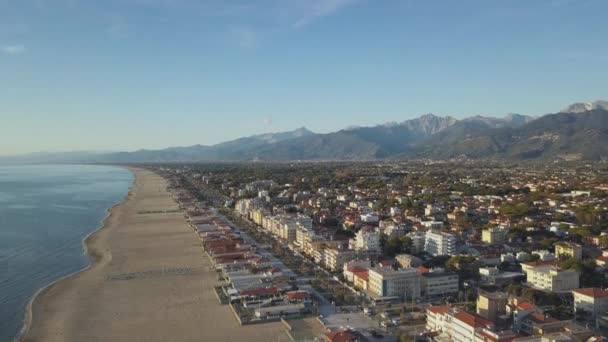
top-left (531, 250), bottom-right (555, 261)
top-left (422, 270), bottom-right (459, 298)
top-left (451, 311), bottom-right (494, 342)
top-left (425, 230), bottom-right (456, 256)
top-left (360, 213), bottom-right (379, 223)
top-left (390, 207), bottom-right (402, 217)
top-left (407, 232), bottom-right (426, 254)
top-left (426, 305), bottom-right (452, 333)
top-left (323, 247), bottom-right (356, 272)
top-left (421, 221), bottom-right (444, 230)
top-left (572, 288), bottom-right (608, 325)
top-left (426, 307), bottom-right (496, 342)
top-left (367, 267), bottom-right (421, 299)
top-left (350, 227), bottom-right (381, 253)
top-left (526, 265), bottom-right (579, 292)
top-left (424, 205), bottom-right (440, 216)
top-left (343, 260), bottom-right (372, 283)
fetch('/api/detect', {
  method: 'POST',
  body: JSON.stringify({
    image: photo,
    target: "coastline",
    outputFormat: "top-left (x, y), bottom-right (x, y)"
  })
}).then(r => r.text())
top-left (20, 168), bottom-right (288, 342)
top-left (17, 167), bottom-right (136, 342)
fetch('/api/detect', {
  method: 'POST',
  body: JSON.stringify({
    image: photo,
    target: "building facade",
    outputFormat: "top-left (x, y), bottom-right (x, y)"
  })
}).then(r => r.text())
top-left (425, 230), bottom-right (456, 256)
top-left (368, 267), bottom-right (421, 300)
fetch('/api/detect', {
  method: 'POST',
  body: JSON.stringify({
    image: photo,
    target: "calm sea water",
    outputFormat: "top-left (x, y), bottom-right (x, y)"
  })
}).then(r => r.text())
top-left (0, 164), bottom-right (133, 342)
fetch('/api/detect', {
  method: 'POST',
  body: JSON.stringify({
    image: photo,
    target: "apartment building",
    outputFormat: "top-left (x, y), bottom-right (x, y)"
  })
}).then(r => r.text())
top-left (572, 288), bottom-right (608, 324)
top-left (425, 230), bottom-right (456, 256)
top-left (482, 226), bottom-right (507, 245)
top-left (349, 227), bottom-right (381, 253)
top-left (323, 247), bottom-right (356, 272)
top-left (422, 271), bottom-right (459, 298)
top-left (555, 242), bottom-right (583, 260)
top-left (476, 291), bottom-right (508, 322)
top-left (367, 267), bottom-right (421, 299)
top-left (526, 265), bottom-right (579, 292)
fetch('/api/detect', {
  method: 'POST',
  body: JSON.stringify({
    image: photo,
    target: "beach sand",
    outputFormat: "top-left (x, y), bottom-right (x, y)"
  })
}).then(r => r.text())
top-left (22, 169), bottom-right (289, 342)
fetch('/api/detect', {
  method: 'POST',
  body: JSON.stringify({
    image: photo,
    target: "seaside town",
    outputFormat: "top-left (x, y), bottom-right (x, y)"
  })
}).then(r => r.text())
top-left (156, 161), bottom-right (608, 342)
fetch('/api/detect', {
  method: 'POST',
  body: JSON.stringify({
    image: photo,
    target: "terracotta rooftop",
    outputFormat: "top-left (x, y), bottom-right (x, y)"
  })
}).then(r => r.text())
top-left (239, 287), bottom-right (278, 297)
top-left (427, 305), bottom-right (452, 315)
top-left (528, 312), bottom-right (558, 323)
top-left (353, 270), bottom-right (369, 281)
top-left (286, 291), bottom-right (310, 300)
top-left (516, 301), bottom-right (536, 311)
top-left (417, 266), bottom-right (430, 274)
top-left (572, 288), bottom-right (608, 298)
top-left (453, 311), bottom-right (493, 329)
top-left (324, 330), bottom-right (362, 342)
top-left (347, 266), bottom-right (368, 273)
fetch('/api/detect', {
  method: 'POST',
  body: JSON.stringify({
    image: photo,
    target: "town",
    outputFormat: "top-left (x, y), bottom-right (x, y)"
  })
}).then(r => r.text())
top-left (156, 161), bottom-right (608, 342)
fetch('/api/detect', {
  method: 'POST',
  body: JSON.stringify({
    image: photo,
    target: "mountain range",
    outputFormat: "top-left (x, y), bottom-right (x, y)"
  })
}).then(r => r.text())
top-left (3, 101), bottom-right (607, 163)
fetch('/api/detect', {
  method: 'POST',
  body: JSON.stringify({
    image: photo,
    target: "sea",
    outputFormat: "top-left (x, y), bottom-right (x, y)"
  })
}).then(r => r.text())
top-left (0, 164), bottom-right (134, 342)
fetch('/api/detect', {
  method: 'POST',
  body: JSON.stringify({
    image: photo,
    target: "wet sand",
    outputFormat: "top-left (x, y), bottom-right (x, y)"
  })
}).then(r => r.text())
top-left (22, 169), bottom-right (288, 342)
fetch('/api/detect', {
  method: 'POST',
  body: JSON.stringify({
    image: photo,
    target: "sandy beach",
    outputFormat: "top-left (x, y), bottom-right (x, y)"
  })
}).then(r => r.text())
top-left (22, 169), bottom-right (288, 342)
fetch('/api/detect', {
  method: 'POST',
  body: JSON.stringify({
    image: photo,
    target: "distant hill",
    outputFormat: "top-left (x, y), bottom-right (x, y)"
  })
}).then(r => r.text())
top-left (7, 101), bottom-right (608, 163)
top-left (562, 100), bottom-right (608, 113)
top-left (94, 112), bottom-right (537, 162)
top-left (98, 127), bottom-right (315, 163)
top-left (409, 108), bottom-right (608, 160)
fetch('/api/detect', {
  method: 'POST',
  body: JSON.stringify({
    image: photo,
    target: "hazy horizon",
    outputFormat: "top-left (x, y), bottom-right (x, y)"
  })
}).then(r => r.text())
top-left (2, 0), bottom-right (608, 155)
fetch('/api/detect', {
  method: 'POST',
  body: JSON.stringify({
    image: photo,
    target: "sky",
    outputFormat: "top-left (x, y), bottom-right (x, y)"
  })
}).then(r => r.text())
top-left (1, 0), bottom-right (608, 155)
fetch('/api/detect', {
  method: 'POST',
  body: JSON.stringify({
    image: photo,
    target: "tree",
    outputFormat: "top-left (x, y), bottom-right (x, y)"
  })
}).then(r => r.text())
top-left (445, 255), bottom-right (476, 271)
top-left (384, 236), bottom-right (404, 257)
top-left (400, 236), bottom-right (413, 254)
top-left (521, 288), bottom-right (536, 304)
top-left (506, 283), bottom-right (521, 296)
top-left (399, 334), bottom-right (414, 342)
top-left (558, 257), bottom-right (583, 273)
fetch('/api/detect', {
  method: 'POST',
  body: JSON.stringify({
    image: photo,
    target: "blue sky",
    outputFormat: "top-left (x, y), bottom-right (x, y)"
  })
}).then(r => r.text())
top-left (1, 0), bottom-right (607, 155)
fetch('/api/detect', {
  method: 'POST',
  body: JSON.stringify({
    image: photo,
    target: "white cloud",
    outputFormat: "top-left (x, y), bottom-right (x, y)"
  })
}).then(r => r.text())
top-left (292, 0), bottom-right (359, 28)
top-left (1, 45), bottom-right (26, 55)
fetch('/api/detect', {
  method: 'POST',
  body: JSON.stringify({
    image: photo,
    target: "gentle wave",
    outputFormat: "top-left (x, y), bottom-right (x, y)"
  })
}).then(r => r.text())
top-left (0, 164), bottom-right (133, 342)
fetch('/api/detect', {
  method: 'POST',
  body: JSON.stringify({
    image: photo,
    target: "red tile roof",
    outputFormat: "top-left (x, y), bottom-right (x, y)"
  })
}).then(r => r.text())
top-left (516, 302), bottom-right (536, 311)
top-left (417, 266), bottom-right (430, 274)
top-left (529, 312), bottom-right (557, 323)
top-left (286, 291), bottom-right (310, 300)
top-left (239, 287), bottom-right (278, 297)
top-left (596, 256), bottom-right (608, 263)
top-left (353, 270), bottom-right (369, 281)
top-left (428, 305), bottom-right (452, 315)
top-left (454, 311), bottom-right (493, 329)
top-left (347, 266), bottom-right (368, 273)
top-left (324, 330), bottom-right (360, 342)
top-left (572, 288), bottom-right (608, 298)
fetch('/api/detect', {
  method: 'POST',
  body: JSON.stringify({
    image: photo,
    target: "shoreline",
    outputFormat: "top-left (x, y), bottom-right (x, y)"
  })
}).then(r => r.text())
top-left (20, 169), bottom-right (288, 342)
top-left (16, 167), bottom-right (136, 342)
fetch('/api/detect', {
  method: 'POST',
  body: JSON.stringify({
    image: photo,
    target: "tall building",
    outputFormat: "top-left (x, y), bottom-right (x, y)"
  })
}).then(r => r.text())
top-left (422, 271), bottom-right (459, 299)
top-left (526, 265), bottom-right (579, 292)
top-left (572, 288), bottom-right (608, 326)
top-left (555, 242), bottom-right (583, 260)
top-left (349, 227), bottom-right (380, 253)
top-left (407, 231), bottom-right (426, 254)
top-left (482, 226), bottom-right (507, 245)
top-left (476, 291), bottom-right (508, 322)
top-left (367, 267), bottom-right (421, 299)
top-left (425, 230), bottom-right (456, 256)
top-left (323, 247), bottom-right (356, 272)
